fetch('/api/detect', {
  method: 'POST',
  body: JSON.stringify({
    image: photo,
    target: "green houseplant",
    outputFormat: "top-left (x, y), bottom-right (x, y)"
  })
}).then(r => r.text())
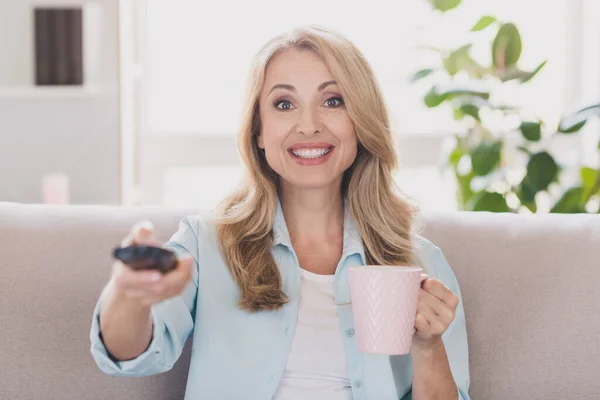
top-left (413, 0), bottom-right (600, 213)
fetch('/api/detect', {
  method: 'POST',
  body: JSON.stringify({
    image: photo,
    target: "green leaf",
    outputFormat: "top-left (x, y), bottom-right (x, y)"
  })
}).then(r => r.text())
top-left (496, 62), bottom-right (547, 83)
top-left (558, 104), bottom-right (600, 133)
top-left (410, 68), bottom-right (435, 83)
top-left (470, 141), bottom-right (502, 176)
top-left (581, 167), bottom-right (598, 200)
top-left (469, 191), bottom-right (511, 212)
top-left (436, 83), bottom-right (490, 99)
top-left (456, 172), bottom-right (475, 210)
top-left (429, 0), bottom-right (462, 12)
top-left (492, 23), bottom-right (522, 69)
top-left (495, 67), bottom-right (526, 82)
top-left (550, 186), bottom-right (585, 213)
top-left (523, 200), bottom-right (537, 213)
top-left (454, 108), bottom-right (464, 120)
top-left (516, 145), bottom-right (532, 155)
top-left (455, 104), bottom-right (480, 121)
top-left (517, 177), bottom-right (538, 205)
top-left (471, 16), bottom-right (496, 32)
top-left (424, 84), bottom-right (490, 108)
top-left (572, 103), bottom-right (600, 117)
top-left (558, 120), bottom-right (586, 133)
top-left (520, 121), bottom-right (541, 141)
top-left (526, 152), bottom-right (558, 192)
top-left (520, 61), bottom-right (548, 83)
top-left (450, 151), bottom-right (463, 167)
top-left (449, 146), bottom-right (465, 168)
top-left (424, 88), bottom-right (446, 108)
top-left (488, 103), bottom-right (520, 112)
top-left (443, 44), bottom-right (473, 76)
top-left (459, 104), bottom-right (481, 121)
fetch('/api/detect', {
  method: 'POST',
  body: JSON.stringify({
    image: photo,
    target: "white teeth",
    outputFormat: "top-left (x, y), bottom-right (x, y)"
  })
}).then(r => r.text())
top-left (291, 148), bottom-right (332, 159)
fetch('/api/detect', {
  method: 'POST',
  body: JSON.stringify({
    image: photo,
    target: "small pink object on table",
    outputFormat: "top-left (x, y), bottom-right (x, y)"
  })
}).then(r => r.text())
top-left (41, 173), bottom-right (70, 204)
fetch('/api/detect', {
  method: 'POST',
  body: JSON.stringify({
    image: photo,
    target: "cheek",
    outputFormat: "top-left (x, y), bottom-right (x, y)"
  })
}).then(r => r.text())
top-left (331, 115), bottom-right (358, 152)
top-left (329, 112), bottom-right (355, 136)
top-left (260, 126), bottom-right (285, 152)
top-left (259, 110), bottom-right (293, 148)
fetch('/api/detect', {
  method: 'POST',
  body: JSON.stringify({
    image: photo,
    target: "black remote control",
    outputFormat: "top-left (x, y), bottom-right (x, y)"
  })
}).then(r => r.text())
top-left (113, 245), bottom-right (178, 274)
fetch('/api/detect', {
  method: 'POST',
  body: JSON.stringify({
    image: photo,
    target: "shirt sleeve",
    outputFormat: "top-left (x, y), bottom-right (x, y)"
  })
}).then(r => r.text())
top-left (89, 216), bottom-right (200, 377)
top-left (431, 245), bottom-right (471, 400)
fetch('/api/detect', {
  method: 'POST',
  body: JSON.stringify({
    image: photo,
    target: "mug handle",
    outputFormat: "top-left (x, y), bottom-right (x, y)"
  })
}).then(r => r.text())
top-left (420, 273), bottom-right (430, 288)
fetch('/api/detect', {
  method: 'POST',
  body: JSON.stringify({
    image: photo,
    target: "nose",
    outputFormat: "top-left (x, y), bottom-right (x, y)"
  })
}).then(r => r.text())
top-left (297, 108), bottom-right (321, 137)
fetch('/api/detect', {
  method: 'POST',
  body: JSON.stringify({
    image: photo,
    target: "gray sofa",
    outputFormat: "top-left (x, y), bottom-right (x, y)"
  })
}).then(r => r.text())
top-left (1, 202), bottom-right (599, 399)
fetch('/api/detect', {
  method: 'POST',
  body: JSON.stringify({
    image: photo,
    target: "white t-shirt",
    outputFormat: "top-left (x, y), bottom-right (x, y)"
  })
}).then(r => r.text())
top-left (273, 268), bottom-right (353, 400)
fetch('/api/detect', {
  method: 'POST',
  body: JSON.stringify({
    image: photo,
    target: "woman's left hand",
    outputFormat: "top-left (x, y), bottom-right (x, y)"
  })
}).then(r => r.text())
top-left (412, 277), bottom-right (459, 350)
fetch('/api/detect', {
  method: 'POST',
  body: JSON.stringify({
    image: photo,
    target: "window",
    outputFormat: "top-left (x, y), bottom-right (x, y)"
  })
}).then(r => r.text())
top-left (142, 0), bottom-right (571, 136)
top-left (130, 0), bottom-right (591, 208)
top-left (579, 0), bottom-right (600, 166)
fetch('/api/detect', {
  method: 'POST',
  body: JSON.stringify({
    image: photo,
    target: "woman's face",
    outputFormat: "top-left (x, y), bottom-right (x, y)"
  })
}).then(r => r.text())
top-left (257, 49), bottom-right (358, 190)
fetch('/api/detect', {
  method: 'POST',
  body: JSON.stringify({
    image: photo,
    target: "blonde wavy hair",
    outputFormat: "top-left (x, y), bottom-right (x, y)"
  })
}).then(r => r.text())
top-left (213, 26), bottom-right (418, 312)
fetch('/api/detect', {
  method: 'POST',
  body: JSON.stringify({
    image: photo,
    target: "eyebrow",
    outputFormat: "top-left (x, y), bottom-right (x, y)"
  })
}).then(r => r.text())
top-left (268, 80), bottom-right (338, 94)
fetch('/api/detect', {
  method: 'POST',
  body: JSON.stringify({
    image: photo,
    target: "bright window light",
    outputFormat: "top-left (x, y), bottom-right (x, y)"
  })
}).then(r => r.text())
top-left (143, 0), bottom-right (569, 136)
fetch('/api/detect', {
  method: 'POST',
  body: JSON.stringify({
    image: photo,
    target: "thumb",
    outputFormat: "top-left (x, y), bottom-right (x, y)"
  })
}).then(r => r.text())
top-left (132, 220), bottom-right (159, 245)
top-left (179, 256), bottom-right (195, 271)
top-left (176, 256), bottom-right (195, 280)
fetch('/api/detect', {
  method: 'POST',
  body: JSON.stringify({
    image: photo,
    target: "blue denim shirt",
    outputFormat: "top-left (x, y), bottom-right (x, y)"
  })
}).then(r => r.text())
top-left (90, 198), bottom-right (471, 400)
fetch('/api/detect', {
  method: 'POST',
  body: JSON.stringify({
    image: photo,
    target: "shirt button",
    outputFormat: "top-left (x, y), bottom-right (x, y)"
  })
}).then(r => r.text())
top-left (345, 328), bottom-right (355, 337)
top-left (353, 380), bottom-right (363, 389)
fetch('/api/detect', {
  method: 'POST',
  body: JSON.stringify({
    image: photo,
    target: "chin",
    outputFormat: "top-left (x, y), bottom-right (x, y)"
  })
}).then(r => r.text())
top-left (283, 174), bottom-right (342, 190)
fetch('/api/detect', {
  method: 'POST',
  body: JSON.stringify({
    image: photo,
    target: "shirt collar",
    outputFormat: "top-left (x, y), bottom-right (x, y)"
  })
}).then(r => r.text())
top-left (272, 195), bottom-right (366, 264)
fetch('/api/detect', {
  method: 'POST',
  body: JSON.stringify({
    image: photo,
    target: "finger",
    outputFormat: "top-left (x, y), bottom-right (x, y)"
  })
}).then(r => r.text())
top-left (419, 289), bottom-right (456, 325)
top-left (422, 278), bottom-right (457, 307)
top-left (414, 313), bottom-right (430, 337)
top-left (417, 297), bottom-right (437, 323)
top-left (120, 232), bottom-right (159, 247)
top-left (133, 220), bottom-right (154, 240)
top-left (161, 257), bottom-right (194, 290)
top-left (121, 220), bottom-right (159, 247)
top-left (114, 262), bottom-right (163, 291)
top-left (133, 221), bottom-right (161, 245)
top-left (119, 276), bottom-right (170, 305)
top-left (141, 257), bottom-right (194, 301)
top-left (417, 298), bottom-right (447, 334)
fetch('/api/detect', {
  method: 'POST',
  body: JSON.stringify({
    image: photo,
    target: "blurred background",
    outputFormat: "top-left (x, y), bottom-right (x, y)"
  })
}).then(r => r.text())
top-left (1, 0), bottom-right (599, 213)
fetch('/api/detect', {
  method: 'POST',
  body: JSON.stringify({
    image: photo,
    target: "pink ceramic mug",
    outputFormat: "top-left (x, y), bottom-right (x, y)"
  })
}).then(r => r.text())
top-left (349, 266), bottom-right (428, 355)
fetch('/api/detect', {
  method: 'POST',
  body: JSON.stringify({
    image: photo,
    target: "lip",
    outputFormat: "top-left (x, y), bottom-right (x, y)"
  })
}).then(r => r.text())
top-left (288, 142), bottom-right (335, 151)
top-left (288, 146), bottom-right (335, 166)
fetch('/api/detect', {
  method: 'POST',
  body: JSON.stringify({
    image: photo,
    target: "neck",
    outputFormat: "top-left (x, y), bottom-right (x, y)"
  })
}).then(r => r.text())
top-left (278, 183), bottom-right (344, 245)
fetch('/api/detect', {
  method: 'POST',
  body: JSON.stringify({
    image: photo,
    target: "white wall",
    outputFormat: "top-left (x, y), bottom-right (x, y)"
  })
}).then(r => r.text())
top-left (0, 0), bottom-right (120, 204)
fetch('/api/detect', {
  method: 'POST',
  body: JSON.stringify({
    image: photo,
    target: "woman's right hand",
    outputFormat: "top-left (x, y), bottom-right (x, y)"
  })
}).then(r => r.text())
top-left (110, 220), bottom-right (194, 308)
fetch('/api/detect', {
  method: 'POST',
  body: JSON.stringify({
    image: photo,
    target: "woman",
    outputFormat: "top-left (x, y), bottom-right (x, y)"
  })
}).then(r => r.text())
top-left (90, 26), bottom-right (471, 400)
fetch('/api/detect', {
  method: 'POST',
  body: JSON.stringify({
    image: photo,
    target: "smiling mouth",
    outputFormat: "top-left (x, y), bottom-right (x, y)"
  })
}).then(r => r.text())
top-left (288, 147), bottom-right (334, 159)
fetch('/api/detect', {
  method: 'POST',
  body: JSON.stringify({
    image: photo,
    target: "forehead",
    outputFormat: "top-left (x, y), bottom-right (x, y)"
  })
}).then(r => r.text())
top-left (263, 48), bottom-right (334, 87)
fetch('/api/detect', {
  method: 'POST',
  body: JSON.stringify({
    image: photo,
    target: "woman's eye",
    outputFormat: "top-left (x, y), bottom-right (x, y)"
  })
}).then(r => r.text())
top-left (324, 97), bottom-right (344, 108)
top-left (274, 100), bottom-right (293, 111)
